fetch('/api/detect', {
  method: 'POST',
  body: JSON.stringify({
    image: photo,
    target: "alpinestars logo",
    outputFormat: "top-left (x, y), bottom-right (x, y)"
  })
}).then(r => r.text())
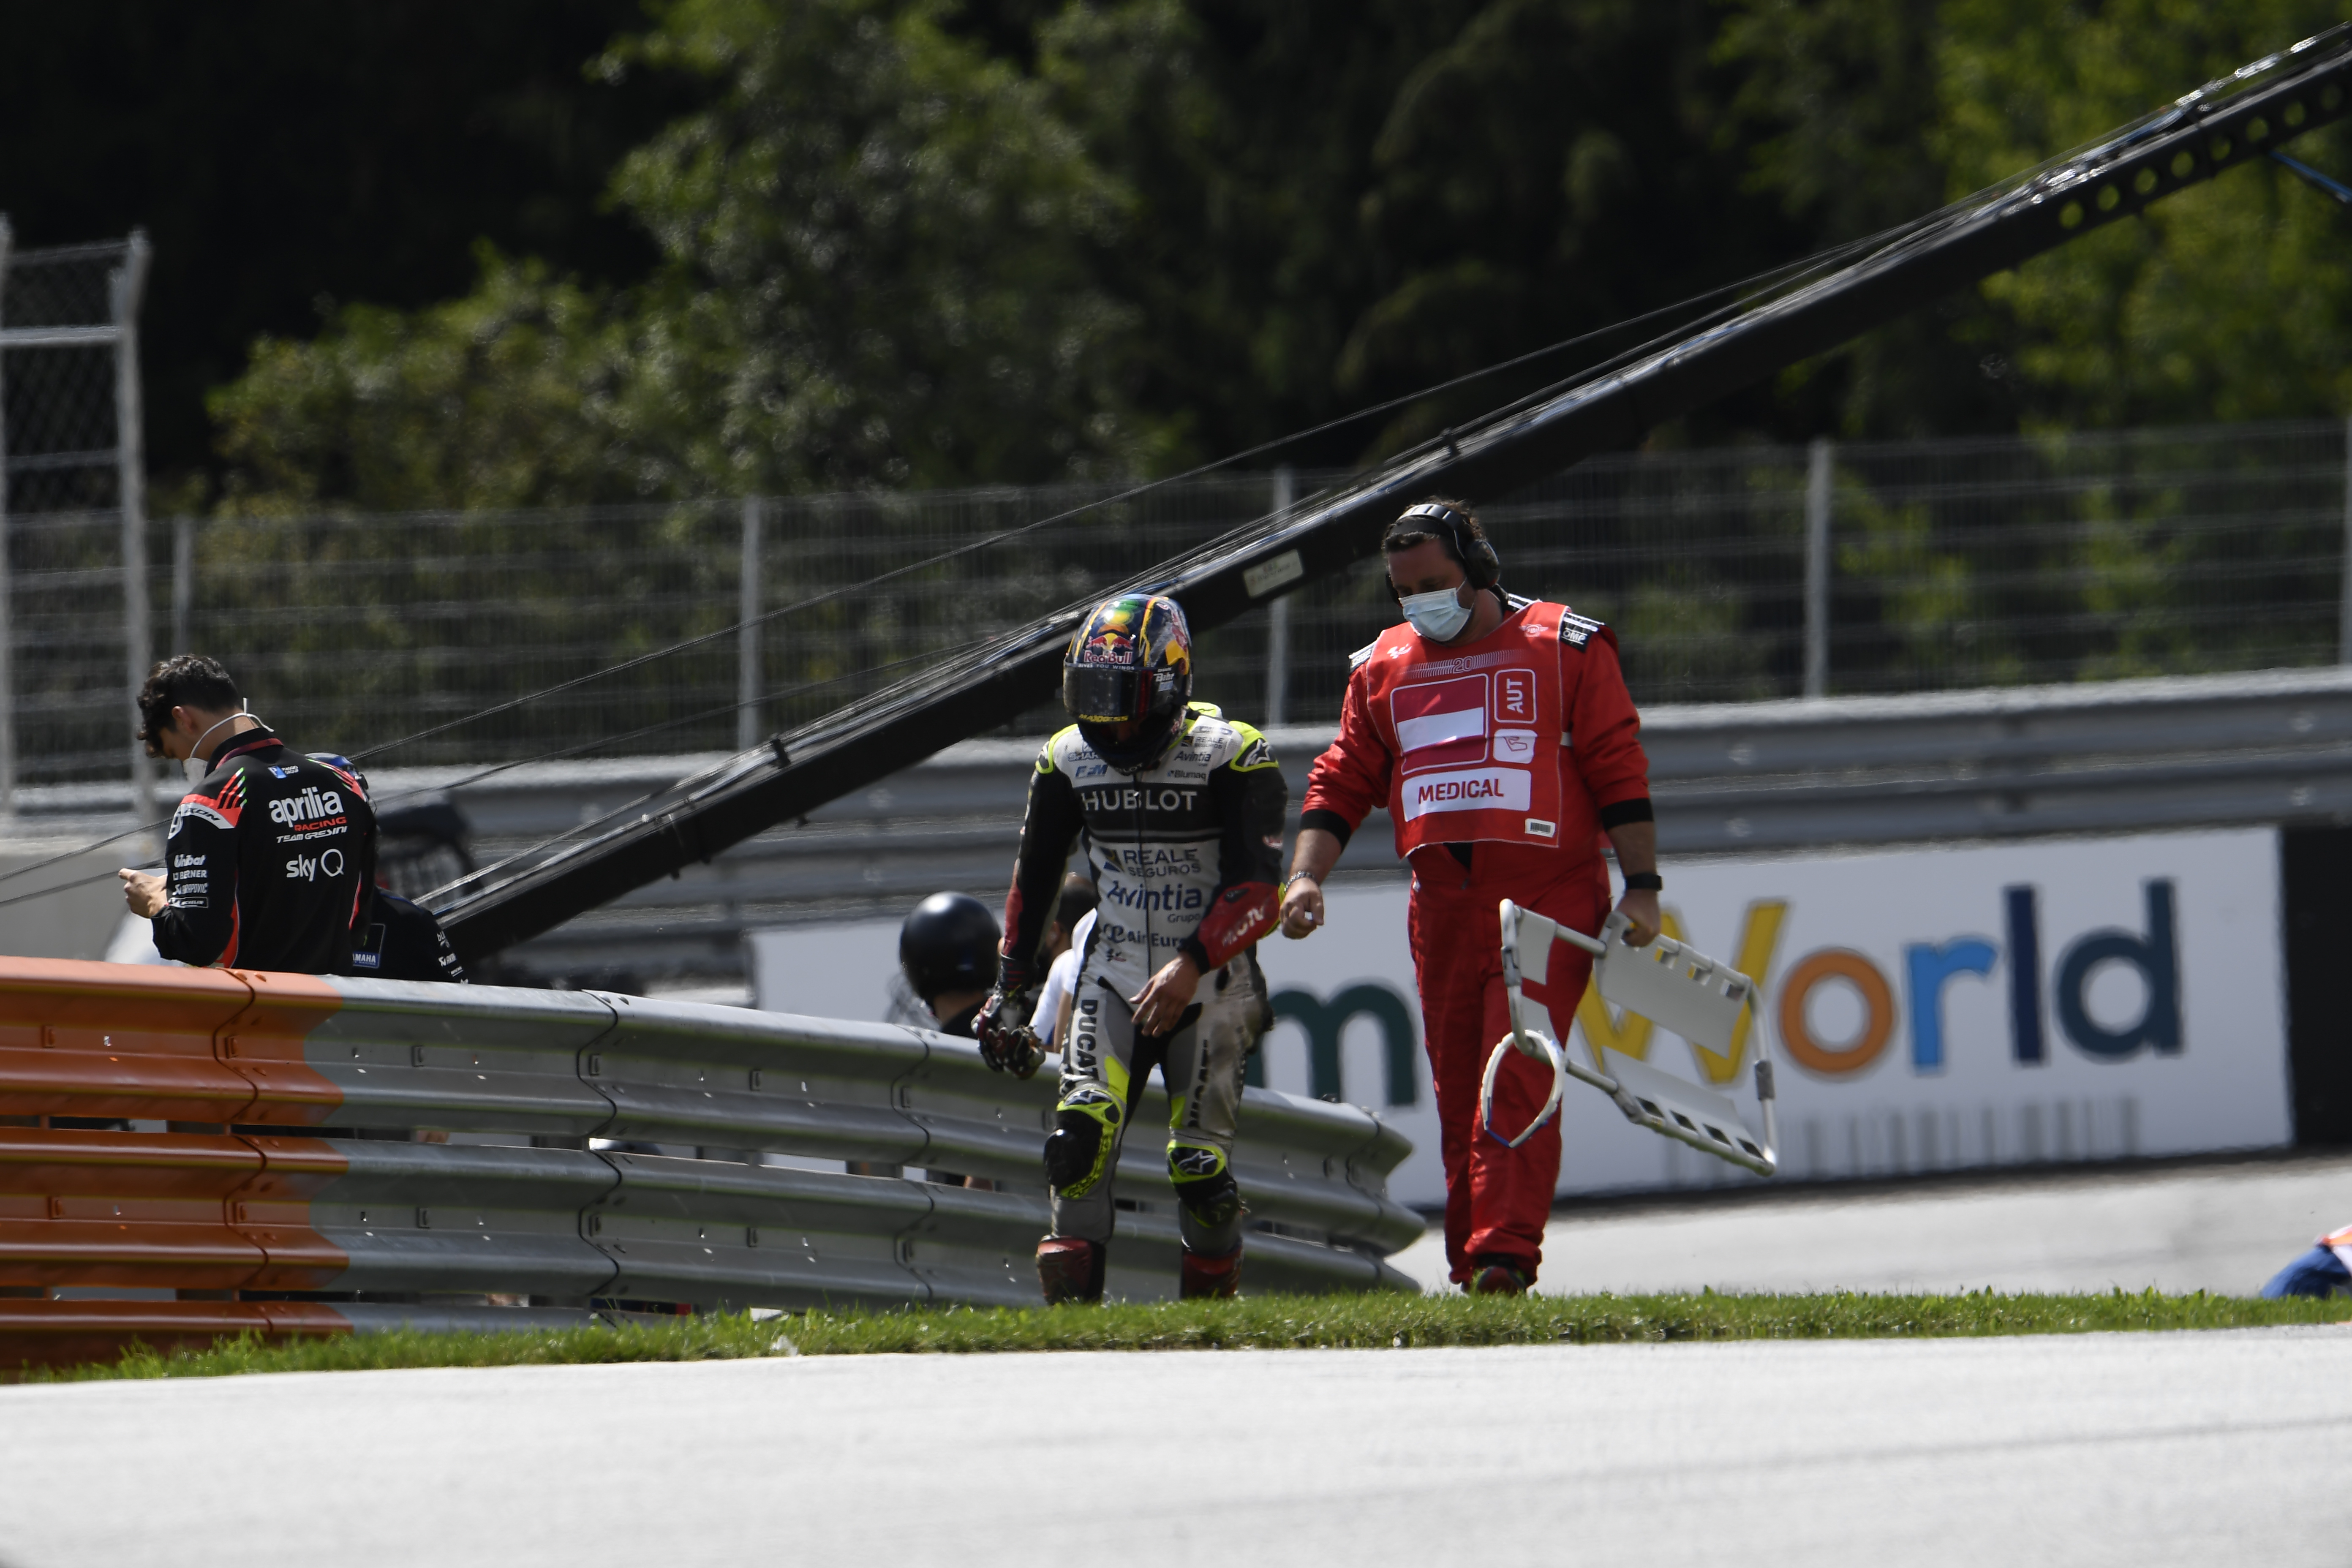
top-left (267, 786), bottom-right (346, 827)
top-left (1170, 1145), bottom-right (1225, 1180)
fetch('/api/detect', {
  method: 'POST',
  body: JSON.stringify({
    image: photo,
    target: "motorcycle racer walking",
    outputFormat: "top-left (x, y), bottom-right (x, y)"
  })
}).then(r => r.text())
top-left (976, 593), bottom-right (1285, 1304)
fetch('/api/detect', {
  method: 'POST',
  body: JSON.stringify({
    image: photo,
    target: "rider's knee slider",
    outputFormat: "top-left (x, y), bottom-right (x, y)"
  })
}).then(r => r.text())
top-left (1167, 1142), bottom-right (1241, 1229)
top-left (1044, 1083), bottom-right (1122, 1197)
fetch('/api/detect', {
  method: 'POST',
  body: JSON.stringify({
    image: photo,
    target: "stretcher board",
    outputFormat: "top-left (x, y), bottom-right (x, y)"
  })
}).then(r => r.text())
top-left (1484, 901), bottom-right (1780, 1177)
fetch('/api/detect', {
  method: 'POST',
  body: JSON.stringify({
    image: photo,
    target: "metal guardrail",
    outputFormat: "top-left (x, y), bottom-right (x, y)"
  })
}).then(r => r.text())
top-left (1643, 665), bottom-right (2352, 854)
top-left (395, 664), bottom-right (2352, 980)
top-left (0, 958), bottom-right (1418, 1367)
top-left (21, 666), bottom-right (2352, 986)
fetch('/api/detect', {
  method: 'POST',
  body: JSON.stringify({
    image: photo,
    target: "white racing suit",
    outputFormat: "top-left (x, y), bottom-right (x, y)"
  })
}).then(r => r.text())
top-left (999, 705), bottom-right (1286, 1260)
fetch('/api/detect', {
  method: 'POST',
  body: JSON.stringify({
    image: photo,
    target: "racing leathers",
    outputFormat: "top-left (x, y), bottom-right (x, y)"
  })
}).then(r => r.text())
top-left (152, 726), bottom-right (378, 974)
top-left (998, 704), bottom-right (1286, 1274)
top-left (1301, 596), bottom-right (1652, 1287)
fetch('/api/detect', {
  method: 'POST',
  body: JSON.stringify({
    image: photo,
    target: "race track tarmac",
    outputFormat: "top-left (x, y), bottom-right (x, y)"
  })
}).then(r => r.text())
top-left (1388, 1152), bottom-right (2352, 1295)
top-left (2, 1326), bottom-right (2348, 1566)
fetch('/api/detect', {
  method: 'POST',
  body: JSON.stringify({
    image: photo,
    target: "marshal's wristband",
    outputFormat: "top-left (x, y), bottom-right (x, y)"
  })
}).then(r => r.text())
top-left (1622, 872), bottom-right (1663, 892)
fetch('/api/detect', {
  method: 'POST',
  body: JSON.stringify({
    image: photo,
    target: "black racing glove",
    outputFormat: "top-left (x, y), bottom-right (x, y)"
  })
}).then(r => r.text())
top-left (974, 985), bottom-right (1045, 1078)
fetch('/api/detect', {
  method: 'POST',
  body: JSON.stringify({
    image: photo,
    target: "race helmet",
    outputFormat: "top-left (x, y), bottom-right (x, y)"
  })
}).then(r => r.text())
top-left (898, 891), bottom-right (1002, 1004)
top-left (1062, 592), bottom-right (1193, 771)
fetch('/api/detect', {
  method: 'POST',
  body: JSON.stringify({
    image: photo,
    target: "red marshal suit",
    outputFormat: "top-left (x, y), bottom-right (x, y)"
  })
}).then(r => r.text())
top-left (1301, 596), bottom-right (1652, 1285)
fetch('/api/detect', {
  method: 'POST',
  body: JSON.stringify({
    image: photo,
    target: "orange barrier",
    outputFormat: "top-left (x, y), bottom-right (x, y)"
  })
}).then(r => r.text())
top-left (0, 1298), bottom-right (348, 1377)
top-left (0, 958), bottom-right (343, 1124)
top-left (0, 956), bottom-right (1422, 1372)
top-left (0, 1128), bottom-right (349, 1293)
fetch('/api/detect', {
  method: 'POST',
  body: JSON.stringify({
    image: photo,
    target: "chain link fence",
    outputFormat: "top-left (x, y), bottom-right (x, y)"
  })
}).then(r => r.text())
top-left (8, 408), bottom-right (2352, 790)
top-left (0, 225), bottom-right (152, 800)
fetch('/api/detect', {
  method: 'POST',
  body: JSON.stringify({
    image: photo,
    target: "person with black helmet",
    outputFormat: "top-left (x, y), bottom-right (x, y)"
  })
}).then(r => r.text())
top-left (1282, 499), bottom-right (1659, 1298)
top-left (975, 592), bottom-right (1287, 1305)
top-left (894, 891), bottom-right (1003, 1187)
top-left (898, 890), bottom-right (1002, 1037)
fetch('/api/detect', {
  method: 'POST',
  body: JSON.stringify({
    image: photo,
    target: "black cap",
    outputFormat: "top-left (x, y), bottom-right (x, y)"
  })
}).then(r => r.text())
top-left (899, 892), bottom-right (1001, 1003)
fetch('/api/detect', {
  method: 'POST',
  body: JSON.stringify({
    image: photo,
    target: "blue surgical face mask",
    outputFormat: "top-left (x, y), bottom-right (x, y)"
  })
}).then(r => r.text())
top-left (1400, 585), bottom-right (1472, 643)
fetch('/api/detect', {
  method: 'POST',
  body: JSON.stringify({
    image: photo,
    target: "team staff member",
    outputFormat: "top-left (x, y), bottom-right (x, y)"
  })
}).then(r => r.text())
top-left (117, 655), bottom-right (377, 974)
top-left (1281, 501), bottom-right (1659, 1296)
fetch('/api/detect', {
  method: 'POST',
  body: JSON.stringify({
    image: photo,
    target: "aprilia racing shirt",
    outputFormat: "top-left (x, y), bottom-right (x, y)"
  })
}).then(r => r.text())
top-left (154, 727), bottom-right (377, 974)
top-left (999, 705), bottom-right (1286, 998)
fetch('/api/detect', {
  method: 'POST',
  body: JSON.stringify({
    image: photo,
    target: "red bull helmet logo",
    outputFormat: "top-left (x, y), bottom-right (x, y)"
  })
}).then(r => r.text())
top-left (1078, 627), bottom-right (1137, 667)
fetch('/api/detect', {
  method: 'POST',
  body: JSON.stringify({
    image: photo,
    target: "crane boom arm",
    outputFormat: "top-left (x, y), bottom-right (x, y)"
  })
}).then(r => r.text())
top-left (443, 29), bottom-right (2352, 961)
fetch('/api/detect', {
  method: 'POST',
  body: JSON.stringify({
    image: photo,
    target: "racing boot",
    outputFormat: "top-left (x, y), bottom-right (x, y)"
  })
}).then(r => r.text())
top-left (1037, 1236), bottom-right (1106, 1305)
top-left (1468, 1254), bottom-right (1534, 1296)
top-left (1179, 1243), bottom-right (1244, 1301)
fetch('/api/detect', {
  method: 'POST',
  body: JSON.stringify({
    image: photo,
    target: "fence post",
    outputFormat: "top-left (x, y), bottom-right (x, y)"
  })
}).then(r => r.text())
top-left (0, 215), bottom-right (13, 820)
top-left (113, 230), bottom-right (152, 826)
top-left (2340, 417), bottom-right (2352, 666)
top-left (1804, 437), bottom-right (1832, 699)
top-left (171, 514), bottom-right (193, 657)
top-left (737, 495), bottom-right (762, 749)
top-left (1265, 465), bottom-right (1294, 727)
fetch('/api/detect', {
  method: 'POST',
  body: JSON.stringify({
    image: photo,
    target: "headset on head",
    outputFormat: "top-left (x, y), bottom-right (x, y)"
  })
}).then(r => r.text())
top-left (1386, 501), bottom-right (1501, 602)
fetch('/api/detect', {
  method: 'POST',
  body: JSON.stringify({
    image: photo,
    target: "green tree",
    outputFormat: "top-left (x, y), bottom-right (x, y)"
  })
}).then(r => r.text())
top-left (607, 0), bottom-right (1154, 490)
top-left (1935, 0), bottom-right (2352, 427)
top-left (1032, 0), bottom-right (1482, 465)
top-left (1335, 0), bottom-right (1799, 455)
top-left (209, 249), bottom-right (644, 512)
top-left (1715, 0), bottom-right (2018, 440)
top-left (212, 0), bottom-right (1156, 509)
top-left (208, 1), bottom-right (2352, 514)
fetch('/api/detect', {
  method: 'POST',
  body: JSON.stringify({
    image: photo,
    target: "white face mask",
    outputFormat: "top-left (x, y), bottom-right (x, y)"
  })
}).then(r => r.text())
top-left (180, 712), bottom-right (252, 784)
top-left (1399, 585), bottom-right (1473, 643)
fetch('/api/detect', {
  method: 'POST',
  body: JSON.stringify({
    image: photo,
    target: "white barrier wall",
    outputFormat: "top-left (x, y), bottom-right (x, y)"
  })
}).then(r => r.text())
top-left (751, 827), bottom-right (2290, 1209)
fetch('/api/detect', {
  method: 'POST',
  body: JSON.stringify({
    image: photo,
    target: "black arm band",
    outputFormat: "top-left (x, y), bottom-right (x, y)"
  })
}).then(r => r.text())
top-left (1298, 807), bottom-right (1356, 848)
top-left (1598, 797), bottom-right (1654, 829)
top-left (1622, 871), bottom-right (1663, 892)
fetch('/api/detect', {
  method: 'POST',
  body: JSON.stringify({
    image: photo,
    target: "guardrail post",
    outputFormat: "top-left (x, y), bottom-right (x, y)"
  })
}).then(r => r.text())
top-left (113, 230), bottom-right (153, 827)
top-left (1266, 465), bottom-right (1294, 726)
top-left (738, 495), bottom-right (762, 749)
top-left (2340, 416), bottom-right (2352, 666)
top-left (1804, 437), bottom-right (1832, 699)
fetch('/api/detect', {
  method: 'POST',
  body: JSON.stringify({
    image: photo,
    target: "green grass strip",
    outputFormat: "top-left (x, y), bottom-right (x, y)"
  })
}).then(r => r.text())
top-left (31, 1288), bottom-right (2347, 1382)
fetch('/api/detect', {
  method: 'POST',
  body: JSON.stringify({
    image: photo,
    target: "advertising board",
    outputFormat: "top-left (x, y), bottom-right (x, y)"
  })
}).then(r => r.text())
top-left (750, 828), bottom-right (2289, 1209)
top-left (1254, 827), bottom-right (2289, 1206)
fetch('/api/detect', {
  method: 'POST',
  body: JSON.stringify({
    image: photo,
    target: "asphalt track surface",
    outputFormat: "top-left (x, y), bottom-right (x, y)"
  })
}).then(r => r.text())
top-left (3, 1158), bottom-right (2345, 1564)
top-left (1388, 1153), bottom-right (2352, 1295)
top-left (2, 1326), bottom-right (2349, 1566)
